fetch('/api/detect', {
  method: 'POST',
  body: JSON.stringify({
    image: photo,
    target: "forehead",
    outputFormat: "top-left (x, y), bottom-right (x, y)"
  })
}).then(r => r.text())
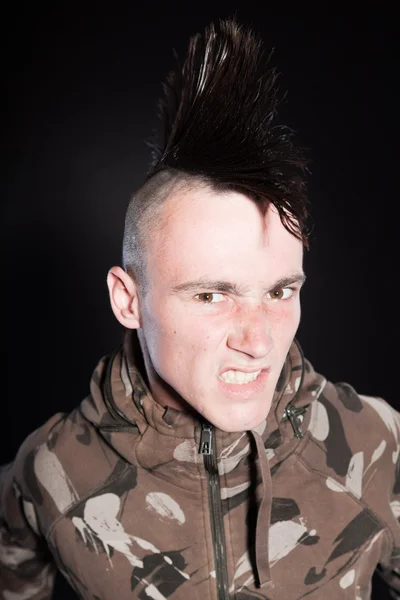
top-left (148, 186), bottom-right (303, 284)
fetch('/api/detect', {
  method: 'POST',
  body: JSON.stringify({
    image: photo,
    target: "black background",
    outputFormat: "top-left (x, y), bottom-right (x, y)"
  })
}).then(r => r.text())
top-left (4, 4), bottom-right (398, 598)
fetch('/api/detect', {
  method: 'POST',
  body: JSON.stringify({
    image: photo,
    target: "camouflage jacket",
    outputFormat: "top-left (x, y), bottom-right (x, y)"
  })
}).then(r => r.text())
top-left (1, 333), bottom-right (400, 599)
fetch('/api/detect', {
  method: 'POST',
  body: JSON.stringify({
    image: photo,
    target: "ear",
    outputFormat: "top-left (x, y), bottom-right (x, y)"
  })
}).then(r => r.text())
top-left (107, 266), bottom-right (141, 329)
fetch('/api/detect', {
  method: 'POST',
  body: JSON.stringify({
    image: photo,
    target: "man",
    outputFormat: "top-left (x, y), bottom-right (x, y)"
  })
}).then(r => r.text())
top-left (1, 19), bottom-right (399, 600)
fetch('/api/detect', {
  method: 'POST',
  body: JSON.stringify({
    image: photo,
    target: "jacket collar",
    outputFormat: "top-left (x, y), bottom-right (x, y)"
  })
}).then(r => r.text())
top-left (80, 330), bottom-right (326, 467)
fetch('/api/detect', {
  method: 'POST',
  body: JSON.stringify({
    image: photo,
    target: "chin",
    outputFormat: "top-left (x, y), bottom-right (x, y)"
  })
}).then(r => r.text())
top-left (219, 424), bottom-right (254, 433)
top-left (209, 411), bottom-right (266, 433)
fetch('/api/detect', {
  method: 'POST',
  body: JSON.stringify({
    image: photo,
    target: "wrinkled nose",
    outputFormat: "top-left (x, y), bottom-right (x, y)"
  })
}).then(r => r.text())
top-left (227, 307), bottom-right (272, 359)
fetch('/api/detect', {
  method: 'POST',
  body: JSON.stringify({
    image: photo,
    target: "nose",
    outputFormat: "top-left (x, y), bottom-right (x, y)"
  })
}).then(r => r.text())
top-left (227, 305), bottom-right (272, 359)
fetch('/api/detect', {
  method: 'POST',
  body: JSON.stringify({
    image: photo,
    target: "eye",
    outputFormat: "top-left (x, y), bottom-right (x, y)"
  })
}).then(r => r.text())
top-left (267, 287), bottom-right (294, 300)
top-left (194, 293), bottom-right (225, 304)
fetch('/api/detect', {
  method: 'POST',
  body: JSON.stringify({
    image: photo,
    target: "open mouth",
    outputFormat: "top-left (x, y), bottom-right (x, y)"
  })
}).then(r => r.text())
top-left (218, 369), bottom-right (262, 385)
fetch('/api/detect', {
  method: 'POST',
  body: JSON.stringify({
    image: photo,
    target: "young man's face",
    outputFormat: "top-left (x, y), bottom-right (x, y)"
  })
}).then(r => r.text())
top-left (136, 187), bottom-right (304, 432)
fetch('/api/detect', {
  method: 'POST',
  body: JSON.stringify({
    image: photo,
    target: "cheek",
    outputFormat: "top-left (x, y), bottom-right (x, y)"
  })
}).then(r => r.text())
top-left (144, 303), bottom-right (216, 365)
top-left (269, 301), bottom-right (301, 342)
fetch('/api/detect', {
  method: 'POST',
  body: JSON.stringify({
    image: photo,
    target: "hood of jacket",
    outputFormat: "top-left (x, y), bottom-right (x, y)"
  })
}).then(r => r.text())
top-left (80, 330), bottom-right (326, 469)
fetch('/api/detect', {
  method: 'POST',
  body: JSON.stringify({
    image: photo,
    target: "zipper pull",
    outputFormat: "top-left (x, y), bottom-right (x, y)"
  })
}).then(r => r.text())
top-left (283, 405), bottom-right (304, 440)
top-left (199, 423), bottom-right (213, 455)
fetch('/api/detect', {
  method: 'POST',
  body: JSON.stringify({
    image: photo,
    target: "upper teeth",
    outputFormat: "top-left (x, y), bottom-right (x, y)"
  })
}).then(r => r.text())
top-left (219, 370), bottom-right (261, 384)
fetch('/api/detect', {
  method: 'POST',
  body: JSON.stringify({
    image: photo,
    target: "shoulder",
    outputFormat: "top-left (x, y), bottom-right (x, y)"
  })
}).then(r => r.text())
top-left (36, 406), bottom-right (125, 498)
top-left (7, 412), bottom-right (68, 498)
top-left (301, 377), bottom-right (400, 563)
top-left (0, 412), bottom-right (67, 539)
top-left (14, 407), bottom-right (126, 534)
top-left (308, 380), bottom-right (400, 455)
top-left (304, 379), bottom-right (400, 499)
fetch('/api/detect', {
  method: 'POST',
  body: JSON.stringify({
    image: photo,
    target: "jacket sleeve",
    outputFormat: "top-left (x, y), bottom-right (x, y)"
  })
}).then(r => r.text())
top-left (376, 429), bottom-right (400, 600)
top-left (0, 414), bottom-right (65, 599)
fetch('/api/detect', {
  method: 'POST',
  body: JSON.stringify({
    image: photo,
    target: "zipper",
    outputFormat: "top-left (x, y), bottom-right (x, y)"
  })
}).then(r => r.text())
top-left (200, 422), bottom-right (230, 600)
top-left (283, 404), bottom-right (309, 439)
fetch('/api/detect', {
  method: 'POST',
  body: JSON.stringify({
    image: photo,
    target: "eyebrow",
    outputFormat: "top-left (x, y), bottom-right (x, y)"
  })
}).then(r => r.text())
top-left (171, 272), bottom-right (306, 296)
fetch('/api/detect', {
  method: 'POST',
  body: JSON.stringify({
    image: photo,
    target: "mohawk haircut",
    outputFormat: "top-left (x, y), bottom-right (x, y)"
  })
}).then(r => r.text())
top-left (123, 19), bottom-right (310, 292)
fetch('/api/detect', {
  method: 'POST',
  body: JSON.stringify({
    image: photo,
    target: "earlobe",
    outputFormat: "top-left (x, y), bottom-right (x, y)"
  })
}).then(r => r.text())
top-left (106, 266), bottom-right (141, 329)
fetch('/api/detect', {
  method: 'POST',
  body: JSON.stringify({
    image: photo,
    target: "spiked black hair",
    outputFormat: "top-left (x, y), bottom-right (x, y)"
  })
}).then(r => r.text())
top-left (123, 19), bottom-right (310, 291)
top-left (148, 18), bottom-right (310, 243)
